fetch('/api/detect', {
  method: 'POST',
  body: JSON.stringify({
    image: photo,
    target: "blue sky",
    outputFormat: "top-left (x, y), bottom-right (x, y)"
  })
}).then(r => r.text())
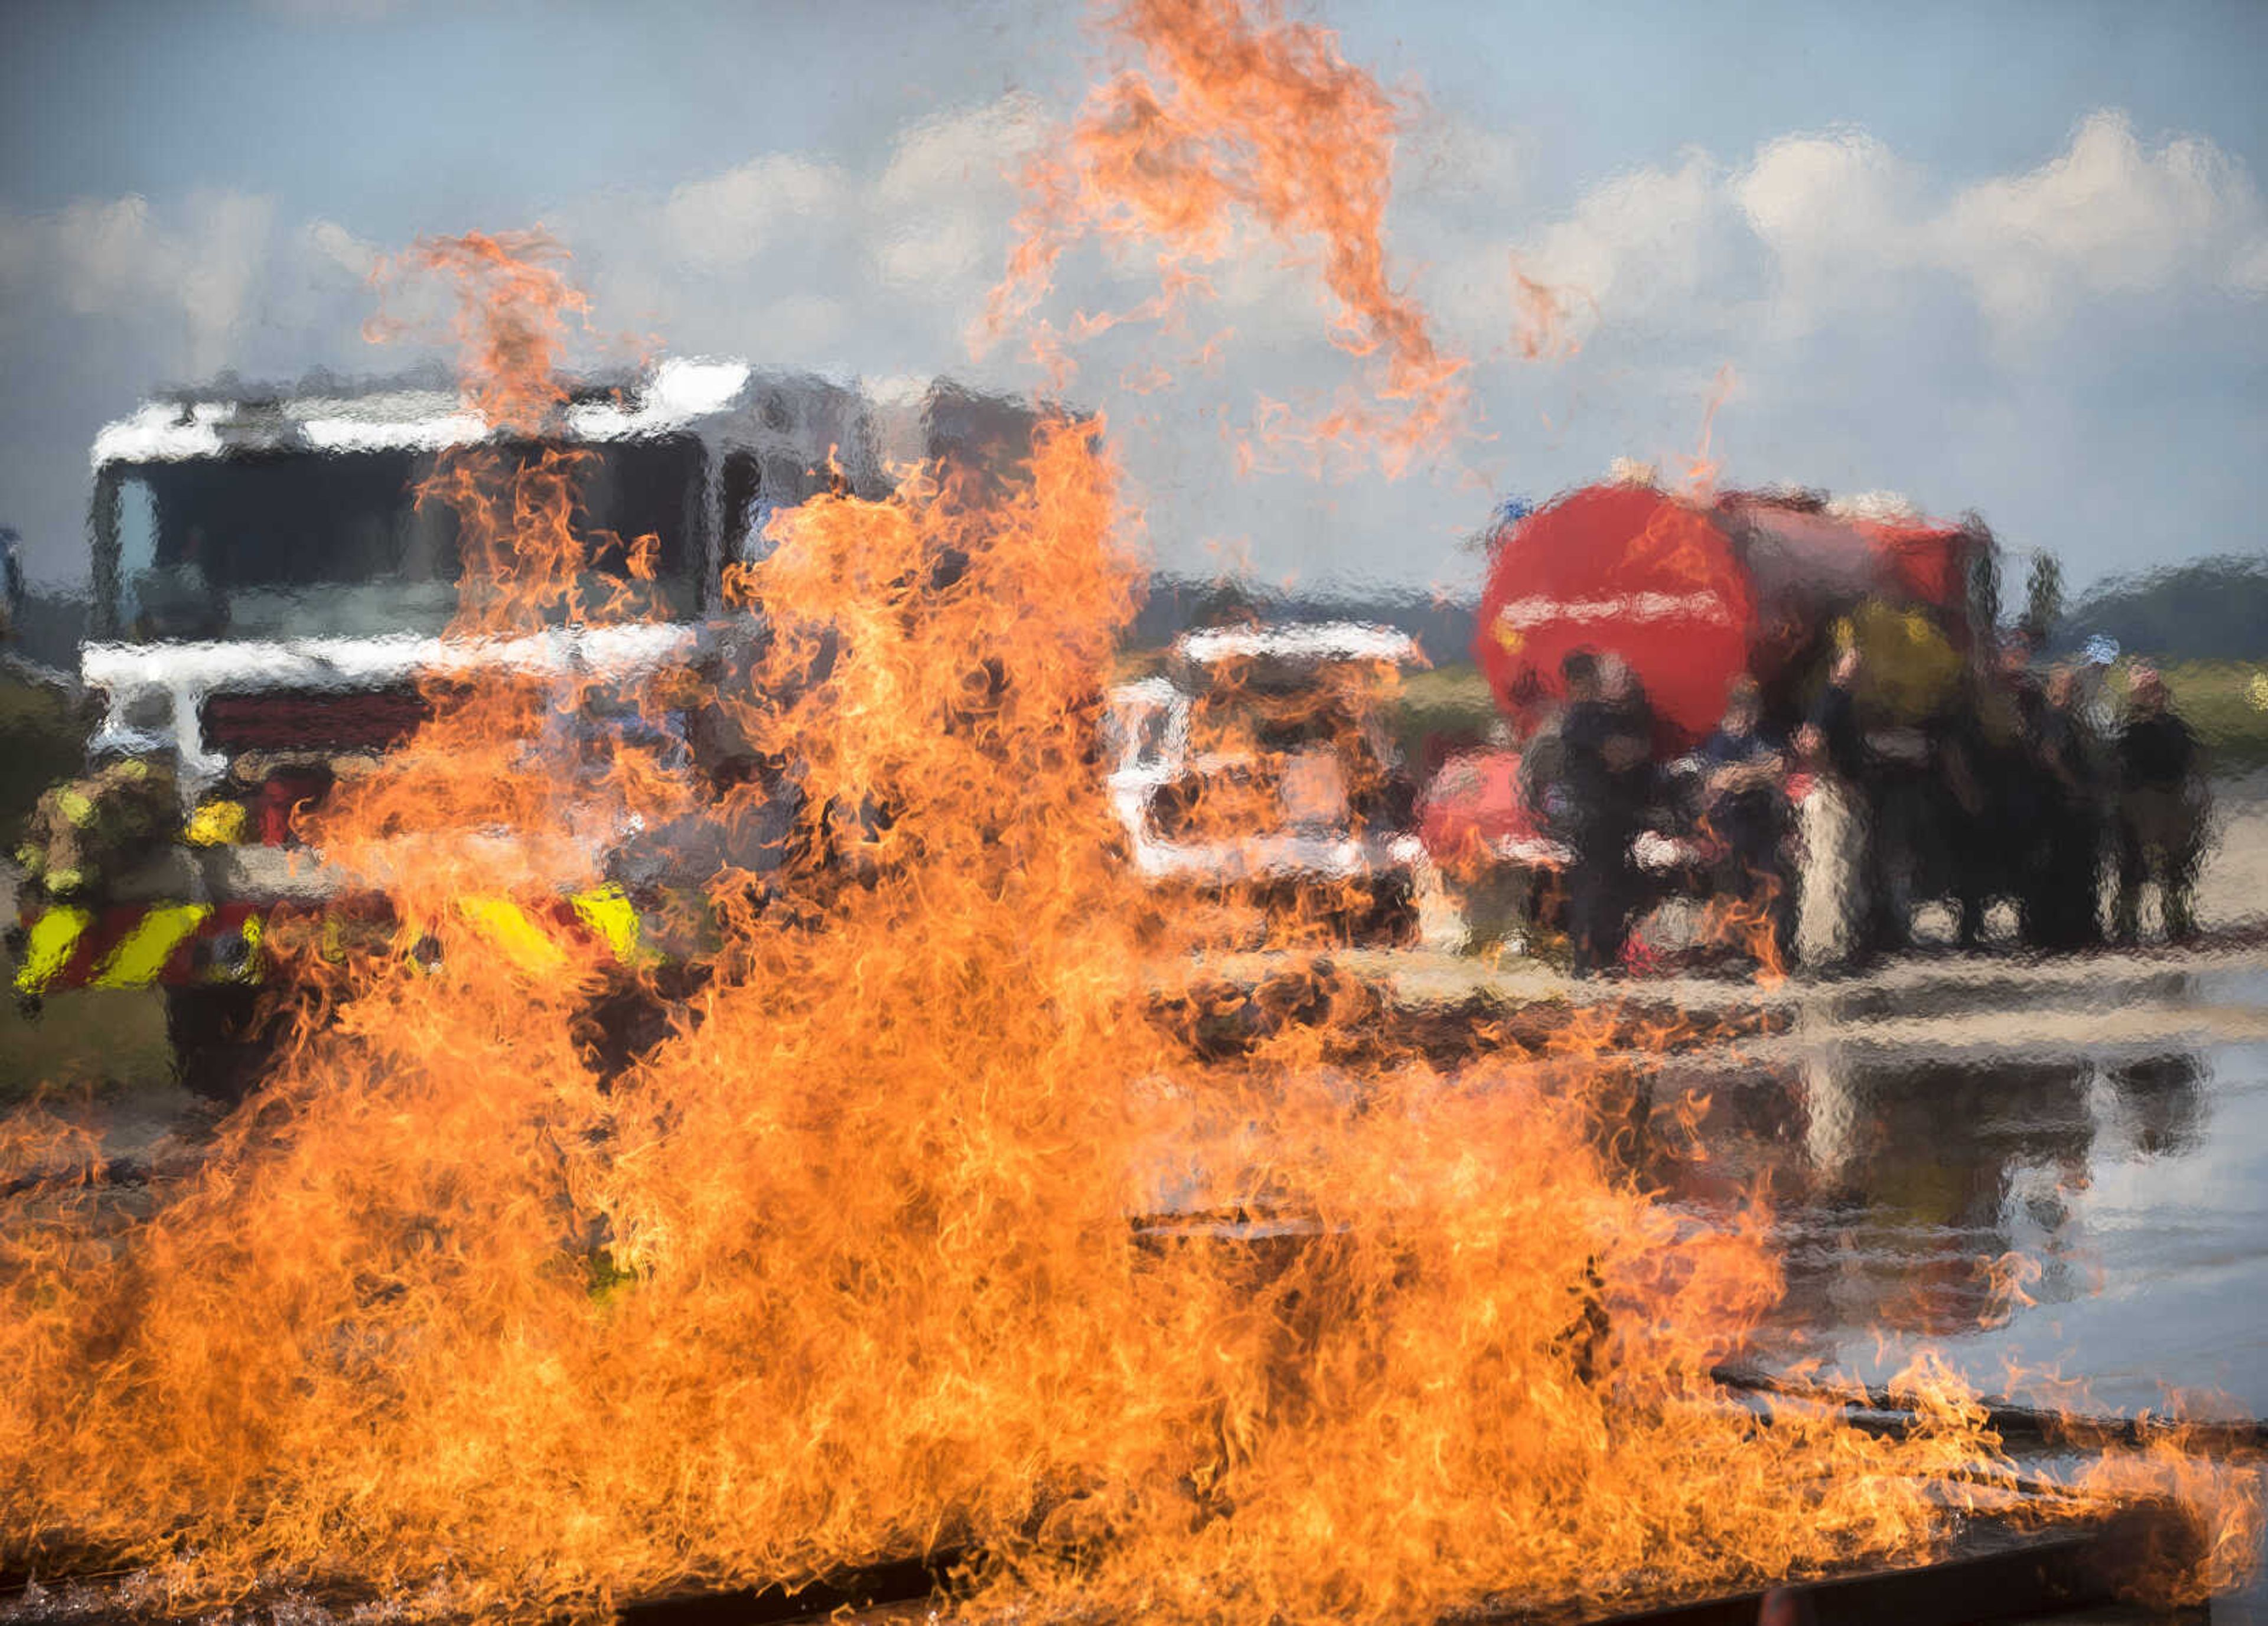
top-left (4, 0), bottom-right (2264, 597)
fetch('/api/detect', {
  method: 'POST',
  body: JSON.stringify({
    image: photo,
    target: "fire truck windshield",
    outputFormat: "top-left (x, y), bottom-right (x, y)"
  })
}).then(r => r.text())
top-left (105, 436), bottom-right (704, 644)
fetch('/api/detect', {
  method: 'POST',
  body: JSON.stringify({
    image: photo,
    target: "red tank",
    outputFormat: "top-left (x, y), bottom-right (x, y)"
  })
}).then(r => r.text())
top-left (1474, 481), bottom-right (1988, 749)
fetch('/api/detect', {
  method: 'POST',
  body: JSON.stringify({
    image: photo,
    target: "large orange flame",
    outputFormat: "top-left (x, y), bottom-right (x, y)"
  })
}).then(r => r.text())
top-left (988, 0), bottom-right (1469, 476)
top-left (315, 231), bottom-right (699, 930)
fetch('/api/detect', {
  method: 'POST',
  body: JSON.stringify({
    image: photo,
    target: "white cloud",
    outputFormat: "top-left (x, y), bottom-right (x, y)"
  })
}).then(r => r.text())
top-left (304, 217), bottom-right (382, 279)
top-left (642, 97), bottom-right (1046, 299)
top-left (1513, 151), bottom-right (1738, 341)
top-left (1507, 109), bottom-right (2268, 353)
top-left (176, 194), bottom-right (276, 376)
top-left (662, 153), bottom-right (846, 272)
top-left (874, 211), bottom-right (993, 290)
top-left (874, 94), bottom-right (1043, 211)
top-left (1938, 110), bottom-right (2268, 328)
top-left (2233, 234), bottom-right (2268, 297)
top-left (870, 97), bottom-right (1046, 295)
top-left (1733, 128), bottom-right (1921, 328)
top-left (552, 95), bottom-right (1054, 357)
top-left (50, 194), bottom-right (164, 318)
top-left (1, 191), bottom-right (284, 375)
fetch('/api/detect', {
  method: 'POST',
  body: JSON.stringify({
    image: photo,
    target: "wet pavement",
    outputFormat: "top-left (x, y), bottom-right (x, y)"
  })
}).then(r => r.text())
top-left (1643, 1032), bottom-right (2267, 1418)
top-left (1632, 963), bottom-right (2268, 1623)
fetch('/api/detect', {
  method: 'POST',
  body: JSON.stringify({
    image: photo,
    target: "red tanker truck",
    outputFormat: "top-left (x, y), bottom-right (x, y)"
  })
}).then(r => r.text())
top-left (1420, 474), bottom-right (2002, 964)
top-left (1474, 477), bottom-right (1996, 747)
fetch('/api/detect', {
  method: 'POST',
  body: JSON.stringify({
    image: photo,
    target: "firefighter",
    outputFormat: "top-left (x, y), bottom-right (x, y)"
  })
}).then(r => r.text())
top-left (1560, 650), bottom-right (1654, 977)
top-left (1936, 683), bottom-right (1995, 952)
top-left (1697, 674), bottom-right (1794, 969)
top-left (16, 757), bottom-right (178, 902)
top-left (1806, 607), bottom-right (1977, 962)
top-left (2111, 665), bottom-right (2208, 946)
top-left (2026, 664), bottom-right (2106, 951)
top-left (1797, 645), bottom-right (1874, 966)
top-left (2002, 638), bottom-right (2065, 949)
top-left (1509, 673), bottom-right (1579, 953)
top-left (1941, 634), bottom-right (2041, 952)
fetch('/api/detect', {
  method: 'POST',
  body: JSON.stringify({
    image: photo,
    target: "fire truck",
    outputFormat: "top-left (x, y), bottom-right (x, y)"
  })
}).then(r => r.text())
top-left (1475, 477), bottom-right (1996, 742)
top-left (8, 362), bottom-right (1042, 1094)
top-left (1446, 471), bottom-right (2003, 960)
top-left (1102, 621), bottom-right (1426, 941)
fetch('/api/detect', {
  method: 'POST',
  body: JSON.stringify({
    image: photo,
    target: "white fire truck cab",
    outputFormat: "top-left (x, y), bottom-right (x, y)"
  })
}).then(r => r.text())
top-left (12, 361), bottom-right (1041, 1093)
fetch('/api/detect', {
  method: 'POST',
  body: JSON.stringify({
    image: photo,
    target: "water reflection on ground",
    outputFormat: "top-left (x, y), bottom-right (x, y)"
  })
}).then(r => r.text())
top-left (1641, 1035), bottom-right (2268, 1417)
top-left (1638, 1029), bottom-right (2268, 1620)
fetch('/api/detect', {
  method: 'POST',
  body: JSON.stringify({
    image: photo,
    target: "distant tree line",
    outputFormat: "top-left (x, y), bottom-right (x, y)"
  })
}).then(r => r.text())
top-left (1127, 574), bottom-right (1480, 664)
top-left (2054, 554), bottom-right (2268, 662)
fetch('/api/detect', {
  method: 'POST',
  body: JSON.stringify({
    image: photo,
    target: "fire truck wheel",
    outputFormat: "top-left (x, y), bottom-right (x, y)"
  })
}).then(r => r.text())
top-left (164, 986), bottom-right (284, 1104)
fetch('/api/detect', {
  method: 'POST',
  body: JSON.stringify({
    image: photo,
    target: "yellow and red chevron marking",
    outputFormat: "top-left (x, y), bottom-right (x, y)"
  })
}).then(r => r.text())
top-left (451, 887), bottom-right (653, 978)
top-left (13, 886), bottom-right (649, 998)
top-left (12, 902), bottom-right (260, 998)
